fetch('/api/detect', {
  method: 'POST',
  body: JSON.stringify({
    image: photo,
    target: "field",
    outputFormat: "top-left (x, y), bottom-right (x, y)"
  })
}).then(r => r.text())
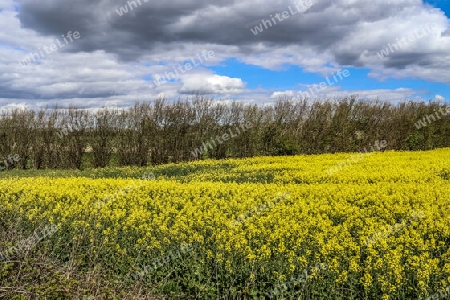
top-left (1, 149), bottom-right (450, 299)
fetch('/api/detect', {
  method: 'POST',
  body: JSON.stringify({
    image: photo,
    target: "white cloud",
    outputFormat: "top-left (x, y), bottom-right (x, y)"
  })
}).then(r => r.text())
top-left (269, 87), bottom-right (422, 104)
top-left (180, 73), bottom-right (246, 94)
top-left (0, 0), bottom-right (448, 108)
top-left (270, 90), bottom-right (295, 98)
top-left (433, 94), bottom-right (446, 102)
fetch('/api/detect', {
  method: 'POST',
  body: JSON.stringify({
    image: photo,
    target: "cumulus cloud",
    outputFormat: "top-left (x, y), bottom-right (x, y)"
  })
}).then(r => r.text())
top-left (433, 94), bottom-right (446, 101)
top-left (0, 0), bottom-right (448, 107)
top-left (270, 90), bottom-right (296, 99)
top-left (14, 0), bottom-right (450, 68)
top-left (270, 87), bottom-right (424, 103)
top-left (180, 73), bottom-right (246, 95)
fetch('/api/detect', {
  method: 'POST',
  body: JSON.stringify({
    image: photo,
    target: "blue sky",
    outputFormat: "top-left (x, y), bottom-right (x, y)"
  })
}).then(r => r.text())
top-left (206, 0), bottom-right (450, 102)
top-left (210, 58), bottom-right (448, 100)
top-left (0, 0), bottom-right (449, 108)
top-left (424, 0), bottom-right (450, 18)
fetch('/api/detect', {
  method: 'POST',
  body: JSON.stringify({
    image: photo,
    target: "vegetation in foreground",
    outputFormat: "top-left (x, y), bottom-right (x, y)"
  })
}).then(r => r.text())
top-left (1, 149), bottom-right (450, 299)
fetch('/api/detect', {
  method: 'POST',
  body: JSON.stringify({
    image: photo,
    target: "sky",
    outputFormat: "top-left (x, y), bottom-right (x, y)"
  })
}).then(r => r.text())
top-left (0, 0), bottom-right (449, 109)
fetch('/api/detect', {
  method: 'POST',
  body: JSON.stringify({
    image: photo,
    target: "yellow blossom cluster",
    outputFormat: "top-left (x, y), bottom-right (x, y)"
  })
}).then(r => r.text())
top-left (0, 148), bottom-right (449, 298)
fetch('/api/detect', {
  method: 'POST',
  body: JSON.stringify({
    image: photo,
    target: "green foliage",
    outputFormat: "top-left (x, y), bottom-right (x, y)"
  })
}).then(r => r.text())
top-left (1, 97), bottom-right (449, 171)
top-left (406, 133), bottom-right (424, 150)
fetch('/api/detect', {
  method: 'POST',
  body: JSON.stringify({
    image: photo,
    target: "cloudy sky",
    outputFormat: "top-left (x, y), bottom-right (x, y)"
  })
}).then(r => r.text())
top-left (1, 0), bottom-right (449, 109)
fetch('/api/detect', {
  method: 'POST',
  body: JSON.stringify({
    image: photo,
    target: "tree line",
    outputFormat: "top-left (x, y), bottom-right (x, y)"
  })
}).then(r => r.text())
top-left (0, 96), bottom-right (448, 170)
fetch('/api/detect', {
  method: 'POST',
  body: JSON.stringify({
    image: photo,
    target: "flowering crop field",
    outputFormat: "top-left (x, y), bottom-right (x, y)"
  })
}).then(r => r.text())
top-left (1, 149), bottom-right (450, 299)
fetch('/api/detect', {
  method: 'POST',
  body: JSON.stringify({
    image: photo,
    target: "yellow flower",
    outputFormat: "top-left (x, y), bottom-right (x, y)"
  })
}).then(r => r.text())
top-left (1, 148), bottom-right (449, 298)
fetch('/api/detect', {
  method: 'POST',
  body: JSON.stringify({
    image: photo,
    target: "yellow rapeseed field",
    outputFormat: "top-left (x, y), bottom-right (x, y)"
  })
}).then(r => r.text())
top-left (1, 149), bottom-right (449, 299)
